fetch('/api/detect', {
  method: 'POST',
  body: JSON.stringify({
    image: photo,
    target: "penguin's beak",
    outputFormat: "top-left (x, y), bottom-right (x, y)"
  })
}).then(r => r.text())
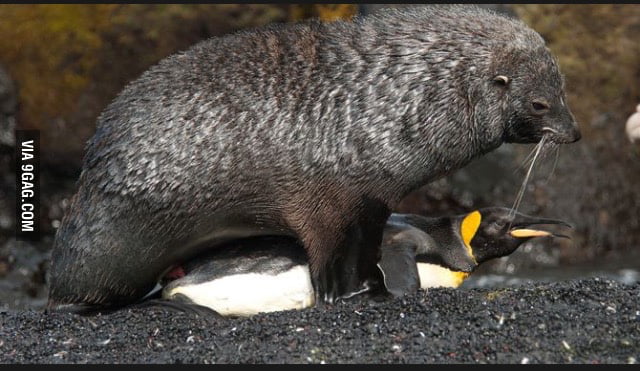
top-left (510, 228), bottom-right (553, 238)
top-left (508, 216), bottom-right (573, 239)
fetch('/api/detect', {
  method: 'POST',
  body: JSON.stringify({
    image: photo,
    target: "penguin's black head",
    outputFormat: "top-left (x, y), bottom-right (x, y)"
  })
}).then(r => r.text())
top-left (466, 207), bottom-right (572, 264)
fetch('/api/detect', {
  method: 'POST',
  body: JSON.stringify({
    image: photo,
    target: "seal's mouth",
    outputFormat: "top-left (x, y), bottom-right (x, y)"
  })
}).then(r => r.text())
top-left (542, 125), bottom-right (581, 144)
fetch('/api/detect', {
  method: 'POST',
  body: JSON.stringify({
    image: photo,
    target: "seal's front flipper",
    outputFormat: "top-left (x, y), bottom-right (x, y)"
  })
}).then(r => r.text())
top-left (312, 266), bottom-right (338, 305)
top-left (312, 215), bottom-right (388, 304)
top-left (308, 226), bottom-right (365, 305)
top-left (312, 260), bottom-right (385, 305)
top-left (377, 240), bottom-right (420, 297)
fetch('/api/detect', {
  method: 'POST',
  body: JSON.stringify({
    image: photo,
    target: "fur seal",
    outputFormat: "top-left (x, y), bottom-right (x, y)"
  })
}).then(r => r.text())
top-left (47, 5), bottom-right (580, 313)
top-left (160, 207), bottom-right (571, 317)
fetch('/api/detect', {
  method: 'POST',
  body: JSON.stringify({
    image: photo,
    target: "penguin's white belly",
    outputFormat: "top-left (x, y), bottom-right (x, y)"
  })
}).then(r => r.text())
top-left (416, 263), bottom-right (468, 289)
top-left (163, 265), bottom-right (315, 317)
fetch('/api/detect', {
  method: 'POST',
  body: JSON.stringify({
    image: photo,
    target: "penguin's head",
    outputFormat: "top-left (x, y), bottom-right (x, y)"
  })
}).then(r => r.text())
top-left (381, 209), bottom-right (573, 294)
top-left (462, 207), bottom-right (572, 265)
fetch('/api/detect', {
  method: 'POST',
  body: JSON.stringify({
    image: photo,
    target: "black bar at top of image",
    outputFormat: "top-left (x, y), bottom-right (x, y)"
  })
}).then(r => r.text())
top-left (15, 130), bottom-right (41, 241)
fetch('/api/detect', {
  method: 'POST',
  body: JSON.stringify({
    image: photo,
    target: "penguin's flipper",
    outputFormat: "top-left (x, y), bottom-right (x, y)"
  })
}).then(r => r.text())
top-left (377, 241), bottom-right (421, 297)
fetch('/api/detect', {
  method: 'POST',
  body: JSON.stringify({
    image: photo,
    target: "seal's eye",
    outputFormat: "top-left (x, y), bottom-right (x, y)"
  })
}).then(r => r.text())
top-left (531, 100), bottom-right (550, 114)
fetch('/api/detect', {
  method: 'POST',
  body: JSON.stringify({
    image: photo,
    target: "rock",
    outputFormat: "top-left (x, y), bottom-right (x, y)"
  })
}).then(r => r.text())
top-left (0, 64), bottom-right (17, 148)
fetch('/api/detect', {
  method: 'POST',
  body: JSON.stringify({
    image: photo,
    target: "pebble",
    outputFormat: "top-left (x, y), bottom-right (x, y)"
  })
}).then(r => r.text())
top-left (0, 278), bottom-right (637, 363)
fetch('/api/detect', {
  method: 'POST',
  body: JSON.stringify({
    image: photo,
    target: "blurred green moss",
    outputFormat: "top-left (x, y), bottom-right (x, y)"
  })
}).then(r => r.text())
top-left (289, 4), bottom-right (357, 22)
top-left (0, 5), bottom-right (113, 128)
top-left (0, 4), bottom-right (288, 160)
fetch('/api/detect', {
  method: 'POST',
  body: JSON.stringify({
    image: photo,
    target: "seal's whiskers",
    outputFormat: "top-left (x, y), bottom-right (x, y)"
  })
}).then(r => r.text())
top-left (542, 144), bottom-right (561, 185)
top-left (515, 143), bottom-right (540, 173)
top-left (509, 134), bottom-right (548, 221)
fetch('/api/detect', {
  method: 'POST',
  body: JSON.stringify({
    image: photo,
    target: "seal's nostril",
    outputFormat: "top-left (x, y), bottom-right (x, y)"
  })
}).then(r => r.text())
top-left (572, 127), bottom-right (581, 142)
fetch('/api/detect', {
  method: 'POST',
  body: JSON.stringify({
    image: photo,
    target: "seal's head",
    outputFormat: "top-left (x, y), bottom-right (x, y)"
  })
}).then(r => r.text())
top-left (373, 5), bottom-right (582, 159)
top-left (491, 44), bottom-right (581, 145)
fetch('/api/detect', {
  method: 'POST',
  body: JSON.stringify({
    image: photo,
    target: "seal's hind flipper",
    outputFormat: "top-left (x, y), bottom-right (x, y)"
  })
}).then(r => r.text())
top-left (45, 301), bottom-right (111, 316)
top-left (133, 296), bottom-right (224, 321)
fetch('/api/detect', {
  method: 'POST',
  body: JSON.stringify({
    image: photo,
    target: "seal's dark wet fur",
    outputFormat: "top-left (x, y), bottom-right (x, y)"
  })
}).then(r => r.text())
top-left (48, 5), bottom-right (579, 312)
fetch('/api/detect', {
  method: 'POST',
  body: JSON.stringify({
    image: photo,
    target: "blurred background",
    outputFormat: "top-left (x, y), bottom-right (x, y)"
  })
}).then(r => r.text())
top-left (1, 4), bottom-right (639, 310)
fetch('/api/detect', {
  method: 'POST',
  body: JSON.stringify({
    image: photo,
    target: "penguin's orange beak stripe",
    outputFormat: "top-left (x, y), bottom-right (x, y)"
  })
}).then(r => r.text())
top-left (509, 229), bottom-right (552, 238)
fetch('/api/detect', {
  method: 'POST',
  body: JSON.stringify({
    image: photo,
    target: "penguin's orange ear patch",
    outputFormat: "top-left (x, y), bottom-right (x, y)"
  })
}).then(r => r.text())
top-left (460, 210), bottom-right (482, 250)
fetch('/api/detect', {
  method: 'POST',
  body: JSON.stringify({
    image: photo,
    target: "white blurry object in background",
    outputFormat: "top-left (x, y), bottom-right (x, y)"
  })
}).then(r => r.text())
top-left (626, 104), bottom-right (640, 143)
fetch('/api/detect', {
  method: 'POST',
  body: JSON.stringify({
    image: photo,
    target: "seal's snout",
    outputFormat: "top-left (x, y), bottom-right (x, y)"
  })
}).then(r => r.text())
top-left (559, 107), bottom-right (581, 143)
top-left (544, 118), bottom-right (581, 144)
top-left (564, 124), bottom-right (581, 143)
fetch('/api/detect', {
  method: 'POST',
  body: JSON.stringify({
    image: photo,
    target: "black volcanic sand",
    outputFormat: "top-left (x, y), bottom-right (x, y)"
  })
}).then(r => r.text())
top-left (1, 278), bottom-right (638, 364)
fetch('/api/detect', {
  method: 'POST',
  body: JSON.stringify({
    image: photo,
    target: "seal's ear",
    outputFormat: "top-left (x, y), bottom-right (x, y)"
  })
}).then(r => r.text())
top-left (493, 75), bottom-right (510, 87)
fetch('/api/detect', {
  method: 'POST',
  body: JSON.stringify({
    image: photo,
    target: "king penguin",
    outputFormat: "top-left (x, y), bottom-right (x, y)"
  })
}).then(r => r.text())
top-left (378, 207), bottom-right (572, 297)
top-left (161, 207), bottom-right (571, 316)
